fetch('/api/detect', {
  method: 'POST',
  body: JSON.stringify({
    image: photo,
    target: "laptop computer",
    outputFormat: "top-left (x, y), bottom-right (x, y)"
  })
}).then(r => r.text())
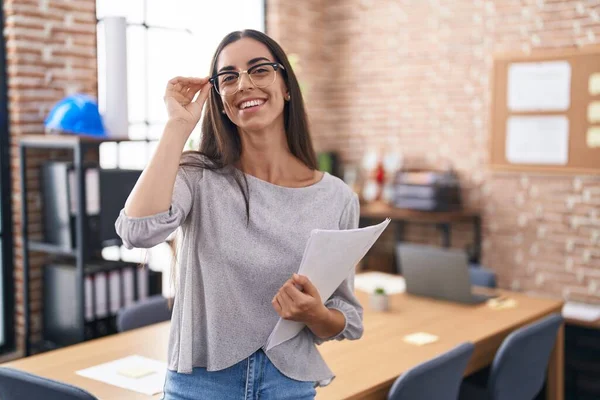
top-left (396, 243), bottom-right (496, 304)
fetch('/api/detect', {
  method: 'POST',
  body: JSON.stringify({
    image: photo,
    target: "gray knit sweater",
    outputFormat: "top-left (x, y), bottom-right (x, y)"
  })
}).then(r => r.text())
top-left (114, 162), bottom-right (364, 387)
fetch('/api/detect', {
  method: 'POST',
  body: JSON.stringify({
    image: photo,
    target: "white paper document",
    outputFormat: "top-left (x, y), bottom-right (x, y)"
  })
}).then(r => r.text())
top-left (507, 61), bottom-right (571, 112)
top-left (588, 101), bottom-right (600, 123)
top-left (590, 73), bottom-right (600, 96)
top-left (68, 168), bottom-right (100, 215)
top-left (265, 219), bottom-right (391, 351)
top-left (76, 355), bottom-right (167, 396)
top-left (506, 116), bottom-right (569, 165)
top-left (355, 271), bottom-right (406, 295)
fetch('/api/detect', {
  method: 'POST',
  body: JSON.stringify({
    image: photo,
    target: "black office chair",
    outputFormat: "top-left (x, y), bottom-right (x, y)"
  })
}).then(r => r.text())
top-left (0, 367), bottom-right (97, 400)
top-left (116, 294), bottom-right (172, 332)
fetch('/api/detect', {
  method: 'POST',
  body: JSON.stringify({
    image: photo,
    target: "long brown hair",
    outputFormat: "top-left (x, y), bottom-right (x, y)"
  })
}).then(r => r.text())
top-left (169, 31), bottom-right (318, 302)
top-left (180, 29), bottom-right (318, 221)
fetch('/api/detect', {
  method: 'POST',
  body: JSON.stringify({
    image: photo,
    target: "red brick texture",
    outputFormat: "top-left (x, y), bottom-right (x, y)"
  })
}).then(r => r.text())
top-left (267, 0), bottom-right (600, 303)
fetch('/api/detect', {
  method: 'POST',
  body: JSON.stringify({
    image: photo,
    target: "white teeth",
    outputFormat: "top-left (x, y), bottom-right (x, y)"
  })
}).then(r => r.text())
top-left (240, 99), bottom-right (266, 109)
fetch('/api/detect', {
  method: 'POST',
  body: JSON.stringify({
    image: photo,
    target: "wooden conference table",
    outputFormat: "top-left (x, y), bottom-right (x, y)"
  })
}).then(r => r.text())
top-left (3, 282), bottom-right (563, 400)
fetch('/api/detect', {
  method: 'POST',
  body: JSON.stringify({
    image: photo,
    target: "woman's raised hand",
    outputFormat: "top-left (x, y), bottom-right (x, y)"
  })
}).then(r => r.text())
top-left (164, 76), bottom-right (212, 133)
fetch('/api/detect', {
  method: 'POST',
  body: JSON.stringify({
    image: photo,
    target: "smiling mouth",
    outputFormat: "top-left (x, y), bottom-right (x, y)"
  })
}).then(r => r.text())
top-left (238, 98), bottom-right (267, 111)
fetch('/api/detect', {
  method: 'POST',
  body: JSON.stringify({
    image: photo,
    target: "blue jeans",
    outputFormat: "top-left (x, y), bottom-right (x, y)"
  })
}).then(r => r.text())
top-left (162, 349), bottom-right (317, 400)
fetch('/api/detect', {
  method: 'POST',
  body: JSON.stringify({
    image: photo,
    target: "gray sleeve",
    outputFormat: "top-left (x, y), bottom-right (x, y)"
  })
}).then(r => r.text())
top-left (115, 167), bottom-right (196, 249)
top-left (312, 193), bottom-right (364, 345)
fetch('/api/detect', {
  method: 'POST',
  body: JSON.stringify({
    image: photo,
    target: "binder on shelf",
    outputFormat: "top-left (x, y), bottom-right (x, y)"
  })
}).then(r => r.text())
top-left (137, 267), bottom-right (148, 301)
top-left (41, 162), bottom-right (101, 252)
top-left (41, 161), bottom-right (142, 252)
top-left (123, 267), bottom-right (135, 308)
top-left (85, 276), bottom-right (94, 322)
top-left (43, 259), bottom-right (162, 347)
top-left (109, 270), bottom-right (121, 314)
top-left (68, 167), bottom-right (100, 215)
top-left (94, 272), bottom-right (108, 319)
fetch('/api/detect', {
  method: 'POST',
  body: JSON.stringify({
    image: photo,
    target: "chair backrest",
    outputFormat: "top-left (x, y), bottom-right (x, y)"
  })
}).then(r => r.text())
top-left (468, 266), bottom-right (497, 288)
top-left (387, 342), bottom-right (475, 400)
top-left (116, 295), bottom-right (172, 332)
top-left (487, 313), bottom-right (563, 400)
top-left (0, 367), bottom-right (97, 400)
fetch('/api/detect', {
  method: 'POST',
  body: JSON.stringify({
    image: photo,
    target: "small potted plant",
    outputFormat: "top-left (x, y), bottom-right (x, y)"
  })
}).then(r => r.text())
top-left (370, 287), bottom-right (389, 311)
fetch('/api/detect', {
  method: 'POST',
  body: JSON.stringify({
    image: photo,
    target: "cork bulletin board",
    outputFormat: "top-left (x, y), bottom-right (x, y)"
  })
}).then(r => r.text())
top-left (490, 46), bottom-right (600, 175)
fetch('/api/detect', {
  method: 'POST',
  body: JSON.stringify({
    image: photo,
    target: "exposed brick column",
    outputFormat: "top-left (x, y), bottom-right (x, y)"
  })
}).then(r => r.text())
top-left (3, 0), bottom-right (98, 353)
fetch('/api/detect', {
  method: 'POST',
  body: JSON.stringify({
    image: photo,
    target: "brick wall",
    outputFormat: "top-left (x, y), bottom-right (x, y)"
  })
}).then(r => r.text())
top-left (268, 0), bottom-right (600, 303)
top-left (3, 0), bottom-right (97, 353)
top-left (266, 0), bottom-right (330, 142)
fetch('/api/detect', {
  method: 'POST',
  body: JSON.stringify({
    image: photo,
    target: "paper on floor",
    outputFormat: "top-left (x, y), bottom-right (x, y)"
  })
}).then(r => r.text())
top-left (76, 355), bottom-right (167, 396)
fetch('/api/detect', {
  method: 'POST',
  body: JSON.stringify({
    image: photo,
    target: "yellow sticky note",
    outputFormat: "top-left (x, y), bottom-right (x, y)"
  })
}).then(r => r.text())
top-left (590, 73), bottom-right (600, 96)
top-left (487, 297), bottom-right (518, 310)
top-left (589, 102), bottom-right (600, 123)
top-left (117, 365), bottom-right (157, 379)
top-left (587, 127), bottom-right (600, 148)
top-left (403, 332), bottom-right (439, 346)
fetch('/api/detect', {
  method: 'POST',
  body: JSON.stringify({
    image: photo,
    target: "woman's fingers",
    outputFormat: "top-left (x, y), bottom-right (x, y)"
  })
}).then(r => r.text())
top-left (283, 282), bottom-right (304, 303)
top-left (164, 76), bottom-right (211, 116)
top-left (193, 81), bottom-right (212, 105)
top-left (168, 76), bottom-right (207, 86)
top-left (279, 288), bottom-right (295, 308)
top-left (273, 295), bottom-right (288, 318)
top-left (166, 77), bottom-right (209, 95)
top-left (272, 296), bottom-right (282, 313)
top-left (163, 76), bottom-right (210, 125)
top-left (184, 83), bottom-right (203, 101)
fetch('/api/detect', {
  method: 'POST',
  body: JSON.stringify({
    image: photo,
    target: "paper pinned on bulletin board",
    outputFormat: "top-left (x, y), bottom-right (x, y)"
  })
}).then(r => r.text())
top-left (507, 61), bottom-right (571, 112)
top-left (588, 102), bottom-right (600, 123)
top-left (506, 116), bottom-right (569, 165)
top-left (589, 73), bottom-right (600, 96)
top-left (587, 127), bottom-right (600, 148)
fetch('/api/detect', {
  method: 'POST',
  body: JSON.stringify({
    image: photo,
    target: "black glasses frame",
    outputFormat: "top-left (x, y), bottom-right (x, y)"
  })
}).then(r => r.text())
top-left (209, 62), bottom-right (285, 96)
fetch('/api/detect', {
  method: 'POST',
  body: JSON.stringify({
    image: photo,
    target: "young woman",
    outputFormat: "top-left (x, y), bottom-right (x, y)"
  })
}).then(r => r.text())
top-left (116, 29), bottom-right (363, 400)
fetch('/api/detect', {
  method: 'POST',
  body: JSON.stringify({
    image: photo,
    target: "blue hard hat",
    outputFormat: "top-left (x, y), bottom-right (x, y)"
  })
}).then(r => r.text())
top-left (44, 94), bottom-right (108, 137)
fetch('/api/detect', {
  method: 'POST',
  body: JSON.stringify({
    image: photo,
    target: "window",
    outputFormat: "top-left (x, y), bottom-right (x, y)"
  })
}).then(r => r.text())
top-left (96, 0), bottom-right (265, 296)
top-left (96, 0), bottom-right (266, 170)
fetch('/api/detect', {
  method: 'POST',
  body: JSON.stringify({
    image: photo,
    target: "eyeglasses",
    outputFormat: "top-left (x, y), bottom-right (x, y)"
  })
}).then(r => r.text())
top-left (209, 62), bottom-right (285, 96)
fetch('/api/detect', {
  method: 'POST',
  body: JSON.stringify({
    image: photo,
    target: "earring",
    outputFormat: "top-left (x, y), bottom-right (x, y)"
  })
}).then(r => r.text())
top-left (285, 94), bottom-right (291, 101)
top-left (221, 109), bottom-right (226, 114)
